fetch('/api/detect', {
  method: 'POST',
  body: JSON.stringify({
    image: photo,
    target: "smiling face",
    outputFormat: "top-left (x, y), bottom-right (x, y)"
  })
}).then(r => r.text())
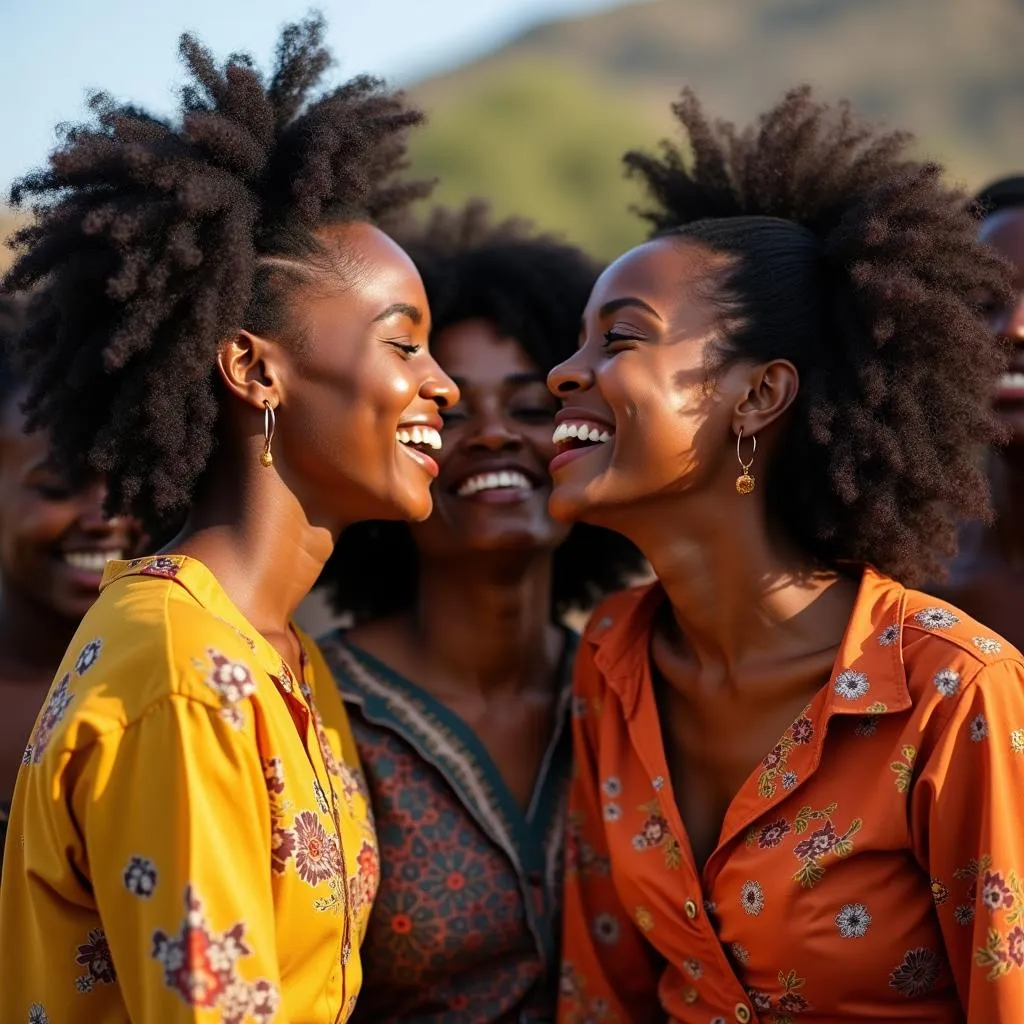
top-left (0, 394), bottom-right (140, 621)
top-left (409, 318), bottom-right (570, 558)
top-left (268, 222), bottom-right (458, 524)
top-left (979, 207), bottom-right (1024, 446)
top-left (546, 236), bottom-right (763, 527)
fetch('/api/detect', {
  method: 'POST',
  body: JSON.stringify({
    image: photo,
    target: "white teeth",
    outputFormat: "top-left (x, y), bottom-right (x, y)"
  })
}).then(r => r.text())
top-left (1000, 372), bottom-right (1024, 389)
top-left (396, 426), bottom-right (442, 450)
top-left (456, 470), bottom-right (534, 497)
top-left (552, 422), bottom-right (614, 445)
top-left (64, 551), bottom-right (122, 573)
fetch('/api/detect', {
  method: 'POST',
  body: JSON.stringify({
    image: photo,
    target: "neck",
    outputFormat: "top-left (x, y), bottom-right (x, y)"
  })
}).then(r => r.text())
top-left (169, 453), bottom-right (339, 637)
top-left (607, 494), bottom-right (848, 673)
top-left (0, 586), bottom-right (79, 680)
top-left (983, 446), bottom-right (1024, 566)
top-left (408, 549), bottom-right (561, 696)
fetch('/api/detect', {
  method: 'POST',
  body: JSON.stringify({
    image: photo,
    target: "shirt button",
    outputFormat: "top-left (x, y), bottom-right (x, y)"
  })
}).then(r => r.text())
top-left (684, 899), bottom-right (699, 920)
top-left (734, 1004), bottom-right (751, 1023)
top-left (683, 986), bottom-right (698, 1004)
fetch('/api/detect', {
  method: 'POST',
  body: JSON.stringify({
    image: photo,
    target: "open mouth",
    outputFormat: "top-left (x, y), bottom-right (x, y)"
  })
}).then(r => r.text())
top-left (62, 550), bottom-right (124, 575)
top-left (396, 425), bottom-right (443, 478)
top-left (997, 370), bottom-right (1024, 403)
top-left (453, 469), bottom-right (536, 503)
top-left (550, 419), bottom-right (614, 473)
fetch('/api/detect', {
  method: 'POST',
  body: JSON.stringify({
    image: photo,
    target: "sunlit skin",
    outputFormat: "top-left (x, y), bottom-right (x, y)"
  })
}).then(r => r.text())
top-left (169, 222), bottom-right (458, 674)
top-left (348, 319), bottom-right (569, 806)
top-left (547, 237), bottom-right (861, 870)
top-left (0, 395), bottom-right (141, 810)
top-left (940, 207), bottom-right (1024, 648)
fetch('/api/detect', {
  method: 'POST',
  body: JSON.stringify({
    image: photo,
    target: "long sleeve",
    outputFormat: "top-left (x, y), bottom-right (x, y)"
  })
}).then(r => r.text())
top-left (69, 694), bottom-right (282, 1022)
top-left (558, 643), bottom-right (664, 1024)
top-left (912, 658), bottom-right (1024, 1023)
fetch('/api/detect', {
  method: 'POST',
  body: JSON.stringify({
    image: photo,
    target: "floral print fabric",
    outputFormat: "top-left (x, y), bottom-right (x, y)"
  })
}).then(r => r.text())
top-left (320, 634), bottom-right (574, 1023)
top-left (559, 567), bottom-right (1024, 1023)
top-left (0, 555), bottom-right (376, 1023)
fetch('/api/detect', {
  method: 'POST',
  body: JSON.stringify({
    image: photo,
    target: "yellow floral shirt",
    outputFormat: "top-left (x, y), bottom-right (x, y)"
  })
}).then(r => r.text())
top-left (0, 554), bottom-right (378, 1024)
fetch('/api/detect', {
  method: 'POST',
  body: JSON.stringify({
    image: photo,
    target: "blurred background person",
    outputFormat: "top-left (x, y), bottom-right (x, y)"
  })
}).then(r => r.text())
top-left (317, 203), bottom-right (644, 1024)
top-left (940, 175), bottom-right (1024, 649)
top-left (0, 293), bottom-right (140, 855)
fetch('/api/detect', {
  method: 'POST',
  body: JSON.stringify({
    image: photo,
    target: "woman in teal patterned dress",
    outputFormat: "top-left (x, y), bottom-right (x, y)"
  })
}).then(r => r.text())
top-left (317, 205), bottom-right (645, 1023)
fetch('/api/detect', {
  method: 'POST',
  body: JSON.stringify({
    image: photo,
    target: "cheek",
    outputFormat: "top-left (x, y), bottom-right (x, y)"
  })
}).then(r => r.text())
top-left (0, 496), bottom-right (73, 572)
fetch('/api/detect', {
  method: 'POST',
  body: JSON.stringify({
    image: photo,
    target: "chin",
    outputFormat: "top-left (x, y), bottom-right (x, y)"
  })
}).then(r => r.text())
top-left (548, 483), bottom-right (589, 525)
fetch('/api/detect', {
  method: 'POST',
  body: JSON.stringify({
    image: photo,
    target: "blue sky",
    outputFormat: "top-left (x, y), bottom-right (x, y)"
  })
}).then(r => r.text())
top-left (0, 0), bottom-right (629, 189)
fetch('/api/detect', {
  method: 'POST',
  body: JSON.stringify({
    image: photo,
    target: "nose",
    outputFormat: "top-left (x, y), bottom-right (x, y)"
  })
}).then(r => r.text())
top-left (420, 358), bottom-right (459, 410)
top-left (547, 349), bottom-right (593, 397)
top-left (77, 479), bottom-right (120, 533)
top-left (1004, 294), bottom-right (1024, 341)
top-left (468, 404), bottom-right (522, 453)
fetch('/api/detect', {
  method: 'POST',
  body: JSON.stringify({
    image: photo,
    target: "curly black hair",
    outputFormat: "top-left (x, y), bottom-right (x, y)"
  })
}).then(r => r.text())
top-left (1, 14), bottom-right (430, 527)
top-left (974, 175), bottom-right (1024, 217)
top-left (317, 201), bottom-right (646, 623)
top-left (0, 292), bottom-right (24, 409)
top-left (623, 85), bottom-right (1012, 587)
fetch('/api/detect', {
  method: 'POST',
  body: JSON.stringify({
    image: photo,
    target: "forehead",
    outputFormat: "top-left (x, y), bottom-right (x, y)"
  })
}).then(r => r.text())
top-left (979, 208), bottom-right (1024, 271)
top-left (312, 221), bottom-right (426, 304)
top-left (588, 236), bottom-right (719, 311)
top-left (434, 319), bottom-right (541, 382)
top-left (0, 404), bottom-right (52, 475)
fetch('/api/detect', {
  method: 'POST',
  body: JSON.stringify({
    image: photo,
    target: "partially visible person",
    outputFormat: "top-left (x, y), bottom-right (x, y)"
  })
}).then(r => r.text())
top-left (0, 18), bottom-right (455, 1022)
top-left (317, 203), bottom-right (644, 1024)
top-left (547, 88), bottom-right (1021, 1022)
top-left (939, 175), bottom-right (1024, 648)
top-left (0, 293), bottom-right (141, 856)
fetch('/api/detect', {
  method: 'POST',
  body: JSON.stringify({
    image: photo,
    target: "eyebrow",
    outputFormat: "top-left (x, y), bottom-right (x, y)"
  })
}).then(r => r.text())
top-left (371, 303), bottom-right (423, 325)
top-left (597, 297), bottom-right (664, 321)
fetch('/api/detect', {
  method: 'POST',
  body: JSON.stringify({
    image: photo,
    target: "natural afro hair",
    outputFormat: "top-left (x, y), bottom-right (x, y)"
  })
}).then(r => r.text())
top-left (623, 85), bottom-right (1013, 587)
top-left (317, 200), bottom-right (645, 624)
top-left (2, 14), bottom-right (431, 527)
top-left (0, 292), bottom-right (25, 410)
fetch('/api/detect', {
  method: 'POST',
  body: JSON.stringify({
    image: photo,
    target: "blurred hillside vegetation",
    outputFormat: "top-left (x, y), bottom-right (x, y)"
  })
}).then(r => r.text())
top-left (3, 0), bottom-right (1023, 271)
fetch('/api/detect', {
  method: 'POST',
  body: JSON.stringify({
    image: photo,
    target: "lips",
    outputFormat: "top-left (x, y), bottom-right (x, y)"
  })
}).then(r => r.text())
top-left (61, 549), bottom-right (124, 576)
top-left (997, 345), bottom-right (1024, 403)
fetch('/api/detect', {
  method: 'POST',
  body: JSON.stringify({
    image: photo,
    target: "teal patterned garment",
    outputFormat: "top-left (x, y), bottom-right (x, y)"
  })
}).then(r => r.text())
top-left (319, 631), bottom-right (577, 1024)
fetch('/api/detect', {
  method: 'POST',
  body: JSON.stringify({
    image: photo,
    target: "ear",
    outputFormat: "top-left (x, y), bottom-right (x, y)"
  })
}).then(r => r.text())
top-left (731, 359), bottom-right (800, 438)
top-left (215, 330), bottom-right (287, 411)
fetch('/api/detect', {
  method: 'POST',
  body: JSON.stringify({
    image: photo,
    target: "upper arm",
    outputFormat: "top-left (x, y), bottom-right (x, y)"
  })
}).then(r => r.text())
top-left (71, 695), bottom-right (282, 1022)
top-left (559, 637), bottom-right (663, 1023)
top-left (912, 658), bottom-right (1024, 1022)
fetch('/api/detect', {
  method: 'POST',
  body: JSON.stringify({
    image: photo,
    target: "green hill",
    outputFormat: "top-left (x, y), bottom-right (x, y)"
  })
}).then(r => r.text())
top-left (407, 0), bottom-right (1024, 257)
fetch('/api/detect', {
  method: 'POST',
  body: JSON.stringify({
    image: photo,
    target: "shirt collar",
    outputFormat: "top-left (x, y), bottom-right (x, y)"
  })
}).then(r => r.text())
top-left (101, 554), bottom-right (304, 683)
top-left (587, 566), bottom-right (913, 720)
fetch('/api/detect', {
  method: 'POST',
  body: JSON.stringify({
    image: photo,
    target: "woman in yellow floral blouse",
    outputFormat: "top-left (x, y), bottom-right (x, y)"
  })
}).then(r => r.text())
top-left (0, 16), bottom-right (455, 1024)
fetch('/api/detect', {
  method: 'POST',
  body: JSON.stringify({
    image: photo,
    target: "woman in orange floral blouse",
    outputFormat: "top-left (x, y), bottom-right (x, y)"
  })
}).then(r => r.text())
top-left (546, 87), bottom-right (1021, 1022)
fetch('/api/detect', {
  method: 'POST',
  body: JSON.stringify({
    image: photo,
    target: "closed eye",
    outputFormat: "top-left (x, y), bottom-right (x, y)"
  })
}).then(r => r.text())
top-left (387, 340), bottom-right (421, 356)
top-left (603, 329), bottom-right (642, 347)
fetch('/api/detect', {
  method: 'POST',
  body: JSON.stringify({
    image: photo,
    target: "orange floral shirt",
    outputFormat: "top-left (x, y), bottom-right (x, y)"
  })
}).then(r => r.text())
top-left (560, 567), bottom-right (1024, 1023)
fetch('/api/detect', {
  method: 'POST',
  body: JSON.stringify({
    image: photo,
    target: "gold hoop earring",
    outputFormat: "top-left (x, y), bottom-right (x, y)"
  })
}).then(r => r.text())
top-left (735, 428), bottom-right (756, 494)
top-left (260, 400), bottom-right (276, 468)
